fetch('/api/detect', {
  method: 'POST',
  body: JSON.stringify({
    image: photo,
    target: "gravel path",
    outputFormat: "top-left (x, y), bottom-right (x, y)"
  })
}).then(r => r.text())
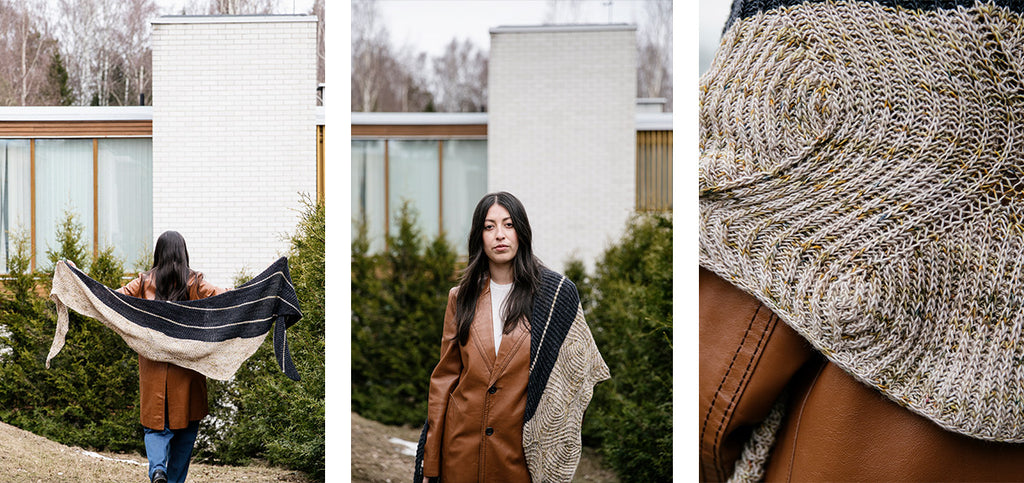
top-left (0, 420), bottom-right (309, 482)
top-left (350, 412), bottom-right (618, 483)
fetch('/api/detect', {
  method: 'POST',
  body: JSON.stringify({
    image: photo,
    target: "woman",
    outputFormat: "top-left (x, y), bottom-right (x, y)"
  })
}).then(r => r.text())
top-left (416, 191), bottom-right (609, 483)
top-left (116, 231), bottom-right (227, 483)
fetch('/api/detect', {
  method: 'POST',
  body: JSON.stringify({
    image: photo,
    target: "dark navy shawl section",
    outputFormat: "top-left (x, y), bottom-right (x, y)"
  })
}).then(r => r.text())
top-left (723, 0), bottom-right (1024, 32)
top-left (67, 256), bottom-right (303, 380)
top-left (67, 257), bottom-right (301, 341)
top-left (525, 267), bottom-right (580, 423)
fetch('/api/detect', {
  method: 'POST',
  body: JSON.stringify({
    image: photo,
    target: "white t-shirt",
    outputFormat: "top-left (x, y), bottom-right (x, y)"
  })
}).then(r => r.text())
top-left (490, 279), bottom-right (513, 356)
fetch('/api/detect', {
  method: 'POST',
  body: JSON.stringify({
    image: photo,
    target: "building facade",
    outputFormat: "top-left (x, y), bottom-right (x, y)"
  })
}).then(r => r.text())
top-left (0, 15), bottom-right (321, 286)
top-left (151, 15), bottom-right (318, 285)
top-left (352, 25), bottom-right (672, 272)
top-left (488, 24), bottom-right (638, 271)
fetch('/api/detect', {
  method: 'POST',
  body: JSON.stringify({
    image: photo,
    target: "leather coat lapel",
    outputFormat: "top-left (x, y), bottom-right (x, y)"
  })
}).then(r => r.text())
top-left (491, 319), bottom-right (529, 385)
top-left (471, 284), bottom-right (497, 368)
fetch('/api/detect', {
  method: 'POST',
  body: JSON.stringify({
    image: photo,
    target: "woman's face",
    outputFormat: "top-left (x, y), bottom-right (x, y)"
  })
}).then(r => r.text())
top-left (482, 203), bottom-right (518, 267)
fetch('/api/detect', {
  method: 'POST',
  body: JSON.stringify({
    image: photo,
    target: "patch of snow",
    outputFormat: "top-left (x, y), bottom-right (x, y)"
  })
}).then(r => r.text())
top-left (389, 437), bottom-right (417, 457)
top-left (78, 449), bottom-right (146, 466)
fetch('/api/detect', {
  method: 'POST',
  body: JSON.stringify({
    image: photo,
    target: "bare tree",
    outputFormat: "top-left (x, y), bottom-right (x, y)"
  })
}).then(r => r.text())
top-left (392, 49), bottom-right (431, 112)
top-left (0, 0), bottom-right (59, 105)
top-left (637, 0), bottom-right (672, 111)
top-left (351, 0), bottom-right (388, 111)
top-left (51, 0), bottom-right (157, 106)
top-left (544, 0), bottom-right (586, 24)
top-left (181, 0), bottom-right (277, 14)
top-left (312, 0), bottom-right (324, 86)
top-left (14, 1), bottom-right (53, 105)
top-left (109, 0), bottom-right (159, 105)
top-left (432, 38), bottom-right (487, 112)
top-left (351, 0), bottom-right (432, 112)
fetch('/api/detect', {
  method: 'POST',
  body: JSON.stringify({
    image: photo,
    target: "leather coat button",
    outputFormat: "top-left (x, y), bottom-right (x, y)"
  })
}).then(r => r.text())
top-left (488, 386), bottom-right (497, 394)
top-left (485, 427), bottom-right (494, 436)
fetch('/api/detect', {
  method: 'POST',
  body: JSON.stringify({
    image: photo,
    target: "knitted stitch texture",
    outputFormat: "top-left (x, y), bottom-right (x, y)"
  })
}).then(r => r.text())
top-left (47, 257), bottom-right (303, 381)
top-left (701, 0), bottom-right (1024, 442)
top-left (522, 268), bottom-right (610, 483)
top-left (727, 393), bottom-right (788, 483)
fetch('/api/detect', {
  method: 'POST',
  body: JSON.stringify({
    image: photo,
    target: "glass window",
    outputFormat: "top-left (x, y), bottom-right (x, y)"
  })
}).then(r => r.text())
top-left (351, 140), bottom-right (386, 253)
top-left (441, 140), bottom-right (487, 253)
top-left (98, 138), bottom-right (153, 267)
top-left (35, 139), bottom-right (93, 269)
top-left (389, 140), bottom-right (439, 240)
top-left (0, 140), bottom-right (31, 273)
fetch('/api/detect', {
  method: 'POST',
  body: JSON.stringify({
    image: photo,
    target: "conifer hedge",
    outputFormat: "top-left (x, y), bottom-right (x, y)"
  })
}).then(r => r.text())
top-left (574, 213), bottom-right (673, 482)
top-left (197, 197), bottom-right (326, 480)
top-left (0, 212), bottom-right (141, 452)
top-left (351, 201), bottom-right (458, 426)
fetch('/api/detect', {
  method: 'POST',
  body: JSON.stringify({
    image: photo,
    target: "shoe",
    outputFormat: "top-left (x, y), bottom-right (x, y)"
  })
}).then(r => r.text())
top-left (151, 469), bottom-right (168, 483)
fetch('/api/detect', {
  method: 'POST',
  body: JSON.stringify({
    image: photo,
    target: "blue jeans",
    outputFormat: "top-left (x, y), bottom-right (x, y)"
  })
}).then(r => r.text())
top-left (144, 421), bottom-right (200, 483)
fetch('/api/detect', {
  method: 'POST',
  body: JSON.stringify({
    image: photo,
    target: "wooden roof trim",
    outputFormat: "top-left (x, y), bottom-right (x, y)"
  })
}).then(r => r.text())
top-left (352, 124), bottom-right (487, 138)
top-left (0, 120), bottom-right (153, 137)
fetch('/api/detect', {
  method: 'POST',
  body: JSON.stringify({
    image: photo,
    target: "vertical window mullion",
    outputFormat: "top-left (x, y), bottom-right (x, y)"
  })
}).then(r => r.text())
top-left (438, 140), bottom-right (444, 236)
top-left (92, 138), bottom-right (99, 258)
top-left (29, 139), bottom-right (35, 271)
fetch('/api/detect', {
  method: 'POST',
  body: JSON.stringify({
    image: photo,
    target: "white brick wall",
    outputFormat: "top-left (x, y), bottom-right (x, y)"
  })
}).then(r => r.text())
top-left (488, 25), bottom-right (636, 272)
top-left (151, 16), bottom-right (317, 286)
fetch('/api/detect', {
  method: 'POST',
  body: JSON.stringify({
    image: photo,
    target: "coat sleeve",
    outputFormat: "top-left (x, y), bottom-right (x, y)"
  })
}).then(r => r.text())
top-left (116, 276), bottom-right (143, 297)
top-left (423, 287), bottom-right (462, 478)
top-left (698, 267), bottom-right (815, 482)
top-left (191, 272), bottom-right (228, 299)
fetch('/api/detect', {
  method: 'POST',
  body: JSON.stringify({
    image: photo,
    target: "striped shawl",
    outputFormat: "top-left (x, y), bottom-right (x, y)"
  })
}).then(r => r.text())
top-left (414, 267), bottom-right (610, 483)
top-left (46, 257), bottom-right (302, 381)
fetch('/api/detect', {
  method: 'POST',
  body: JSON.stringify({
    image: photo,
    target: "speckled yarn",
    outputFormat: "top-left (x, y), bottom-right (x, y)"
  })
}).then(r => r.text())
top-left (701, 0), bottom-right (1024, 442)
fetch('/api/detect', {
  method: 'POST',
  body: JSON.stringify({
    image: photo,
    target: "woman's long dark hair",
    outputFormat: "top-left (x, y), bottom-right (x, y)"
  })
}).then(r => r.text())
top-left (454, 192), bottom-right (543, 346)
top-left (151, 230), bottom-right (191, 301)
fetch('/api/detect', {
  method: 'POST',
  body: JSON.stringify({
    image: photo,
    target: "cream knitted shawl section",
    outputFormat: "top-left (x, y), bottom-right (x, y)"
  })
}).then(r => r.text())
top-left (522, 268), bottom-right (610, 483)
top-left (46, 257), bottom-right (303, 381)
top-left (702, 0), bottom-right (1024, 442)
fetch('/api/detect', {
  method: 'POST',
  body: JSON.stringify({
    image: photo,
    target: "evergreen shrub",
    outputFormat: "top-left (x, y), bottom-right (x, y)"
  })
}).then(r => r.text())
top-left (0, 211), bottom-right (142, 452)
top-left (575, 213), bottom-right (673, 482)
top-left (197, 196), bottom-right (326, 480)
top-left (351, 201), bottom-right (458, 426)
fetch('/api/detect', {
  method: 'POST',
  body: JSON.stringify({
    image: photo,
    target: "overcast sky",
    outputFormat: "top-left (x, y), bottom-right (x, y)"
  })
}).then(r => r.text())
top-left (374, 0), bottom-right (649, 58)
top-left (700, 1), bottom-right (731, 75)
top-left (152, 0), bottom-right (316, 15)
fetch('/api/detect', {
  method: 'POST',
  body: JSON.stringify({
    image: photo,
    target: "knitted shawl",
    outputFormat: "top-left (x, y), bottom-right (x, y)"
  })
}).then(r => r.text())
top-left (702, 0), bottom-right (1024, 452)
top-left (413, 267), bottom-right (610, 483)
top-left (46, 257), bottom-right (302, 381)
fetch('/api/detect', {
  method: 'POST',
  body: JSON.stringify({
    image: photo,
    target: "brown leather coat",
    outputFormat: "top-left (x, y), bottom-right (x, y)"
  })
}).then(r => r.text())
top-left (424, 283), bottom-right (532, 483)
top-left (117, 270), bottom-right (227, 430)
top-left (699, 267), bottom-right (1024, 481)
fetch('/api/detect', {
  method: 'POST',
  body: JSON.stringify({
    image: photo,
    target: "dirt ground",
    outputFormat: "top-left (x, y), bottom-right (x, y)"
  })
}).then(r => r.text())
top-left (0, 420), bottom-right (309, 482)
top-left (350, 412), bottom-right (619, 483)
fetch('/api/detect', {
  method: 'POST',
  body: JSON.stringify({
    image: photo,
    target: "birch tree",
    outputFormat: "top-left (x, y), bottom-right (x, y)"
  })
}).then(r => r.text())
top-left (351, 0), bottom-right (432, 112)
top-left (52, 0), bottom-right (158, 106)
top-left (313, 0), bottom-right (324, 86)
top-left (431, 38), bottom-right (487, 112)
top-left (636, 0), bottom-right (672, 111)
top-left (0, 0), bottom-right (58, 105)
